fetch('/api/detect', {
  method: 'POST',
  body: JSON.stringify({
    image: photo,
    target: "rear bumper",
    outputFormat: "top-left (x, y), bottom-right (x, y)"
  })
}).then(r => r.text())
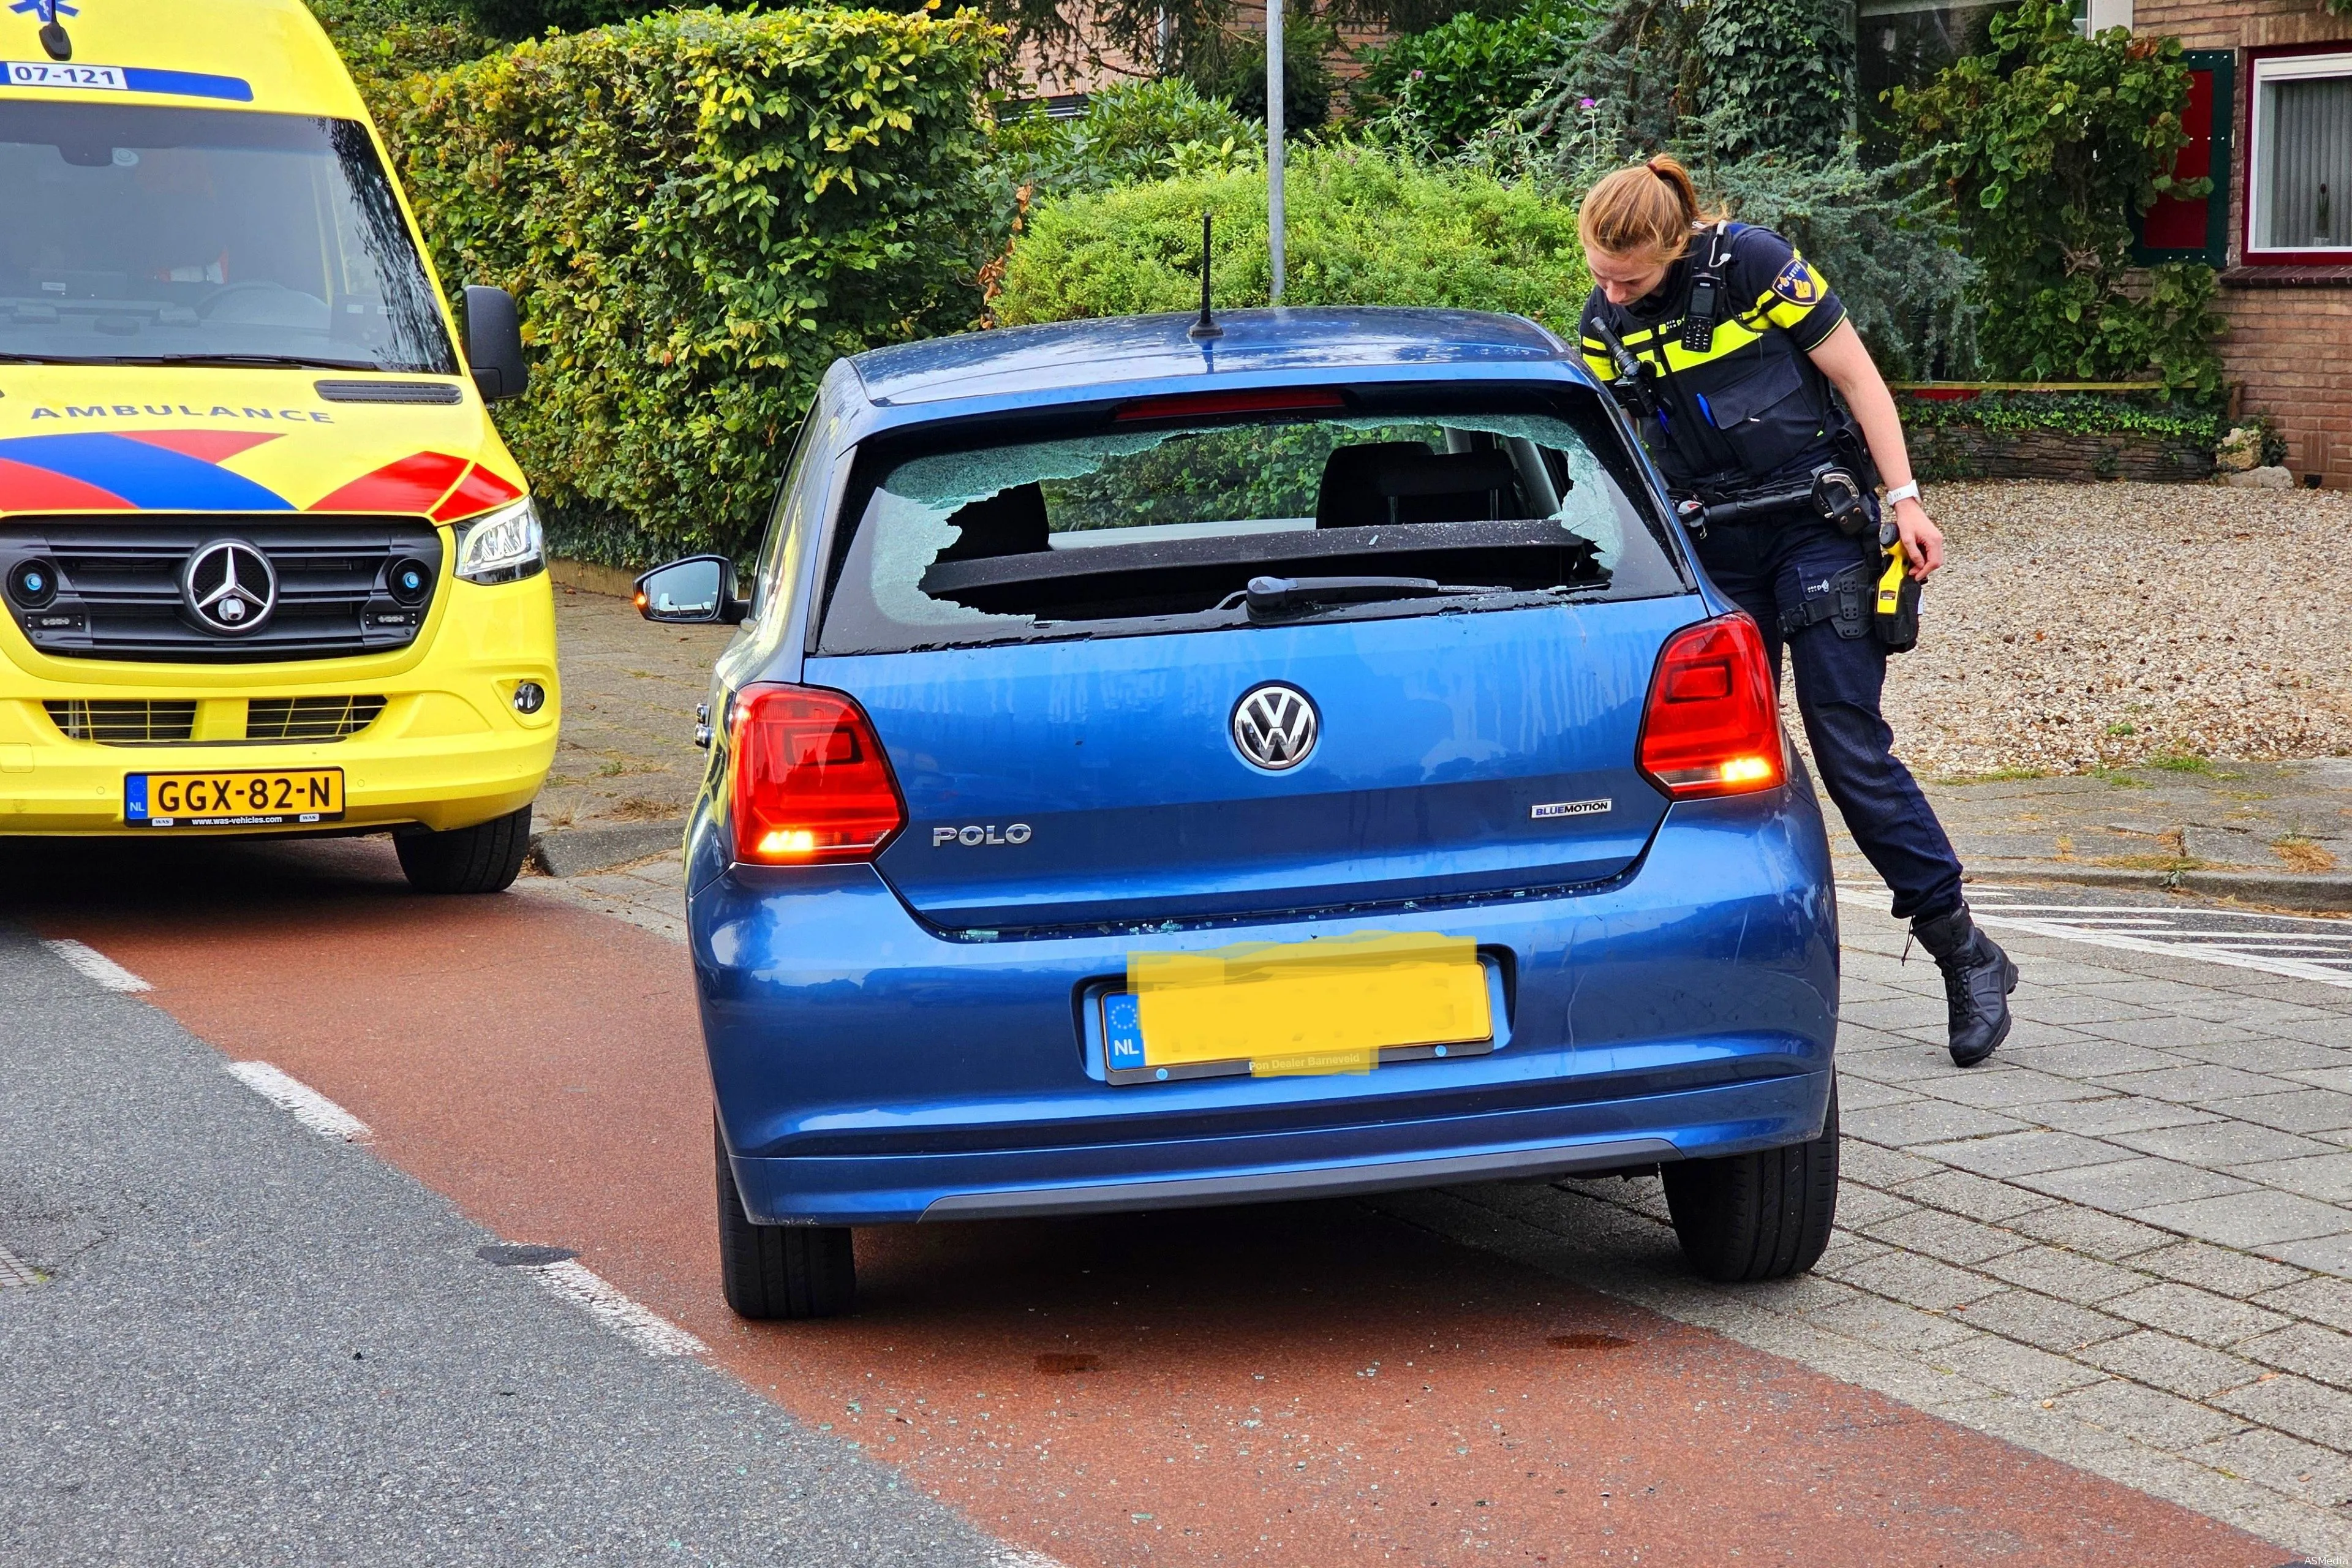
top-left (0, 575), bottom-right (557, 835)
top-left (695, 784), bottom-right (1842, 1227)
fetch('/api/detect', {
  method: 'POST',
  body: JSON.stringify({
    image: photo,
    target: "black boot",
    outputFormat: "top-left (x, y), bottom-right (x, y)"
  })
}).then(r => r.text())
top-left (1912, 903), bottom-right (2018, 1068)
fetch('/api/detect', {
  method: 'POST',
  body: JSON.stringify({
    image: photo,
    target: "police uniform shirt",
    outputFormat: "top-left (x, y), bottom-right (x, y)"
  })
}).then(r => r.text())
top-left (1579, 224), bottom-right (1848, 494)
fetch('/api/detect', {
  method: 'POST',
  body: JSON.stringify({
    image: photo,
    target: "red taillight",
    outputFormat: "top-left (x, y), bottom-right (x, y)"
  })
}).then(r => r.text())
top-left (729, 685), bottom-right (906, 864)
top-left (1637, 614), bottom-right (1784, 799)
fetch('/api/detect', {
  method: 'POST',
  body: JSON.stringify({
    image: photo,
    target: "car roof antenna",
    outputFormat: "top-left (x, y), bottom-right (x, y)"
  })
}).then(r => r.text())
top-left (32, 0), bottom-right (71, 59)
top-left (1188, 211), bottom-right (1223, 342)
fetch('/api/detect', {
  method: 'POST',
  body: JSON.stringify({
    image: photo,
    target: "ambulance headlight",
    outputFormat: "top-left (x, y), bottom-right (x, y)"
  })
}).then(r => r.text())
top-left (453, 499), bottom-right (545, 586)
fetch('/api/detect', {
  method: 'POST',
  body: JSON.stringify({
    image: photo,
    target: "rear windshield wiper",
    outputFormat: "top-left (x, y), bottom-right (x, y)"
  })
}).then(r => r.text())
top-left (1229, 575), bottom-right (1511, 618)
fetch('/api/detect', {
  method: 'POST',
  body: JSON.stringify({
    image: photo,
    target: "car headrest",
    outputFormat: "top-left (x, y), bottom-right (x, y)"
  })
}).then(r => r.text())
top-left (937, 482), bottom-right (1050, 561)
top-left (1314, 443), bottom-right (1522, 529)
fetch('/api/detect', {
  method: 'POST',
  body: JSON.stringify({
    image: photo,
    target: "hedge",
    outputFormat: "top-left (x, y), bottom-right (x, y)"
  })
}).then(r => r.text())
top-left (993, 145), bottom-right (1593, 337)
top-left (382, 6), bottom-right (1009, 565)
top-left (1892, 389), bottom-right (2223, 482)
top-left (1355, 1), bottom-right (1585, 149)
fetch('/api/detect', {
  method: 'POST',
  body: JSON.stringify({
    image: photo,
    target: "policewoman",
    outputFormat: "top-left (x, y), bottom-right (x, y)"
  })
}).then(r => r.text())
top-left (1577, 156), bottom-right (2018, 1067)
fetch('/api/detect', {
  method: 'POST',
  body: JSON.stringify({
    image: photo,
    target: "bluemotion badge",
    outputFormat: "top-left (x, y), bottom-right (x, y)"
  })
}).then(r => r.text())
top-left (1531, 798), bottom-right (1613, 820)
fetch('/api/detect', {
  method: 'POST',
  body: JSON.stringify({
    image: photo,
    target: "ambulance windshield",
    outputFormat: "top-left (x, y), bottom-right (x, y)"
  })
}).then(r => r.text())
top-left (0, 101), bottom-right (457, 374)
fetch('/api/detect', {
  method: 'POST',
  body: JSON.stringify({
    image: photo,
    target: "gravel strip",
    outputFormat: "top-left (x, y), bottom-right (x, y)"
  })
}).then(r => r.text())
top-left (1883, 481), bottom-right (2352, 778)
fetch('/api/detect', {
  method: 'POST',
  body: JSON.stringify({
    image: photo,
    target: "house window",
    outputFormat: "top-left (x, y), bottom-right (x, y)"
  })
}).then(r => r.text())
top-left (1856, 1), bottom-right (2117, 107)
top-left (2248, 51), bottom-right (2352, 257)
top-left (1856, 0), bottom-right (2004, 105)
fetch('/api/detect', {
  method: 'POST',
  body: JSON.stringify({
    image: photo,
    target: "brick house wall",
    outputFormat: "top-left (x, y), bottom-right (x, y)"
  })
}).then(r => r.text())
top-left (2132, 0), bottom-right (2352, 487)
top-left (1008, 2), bottom-right (1393, 111)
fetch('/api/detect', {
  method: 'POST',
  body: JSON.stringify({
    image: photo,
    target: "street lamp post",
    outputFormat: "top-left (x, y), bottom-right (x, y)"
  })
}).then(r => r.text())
top-left (1265, 0), bottom-right (1284, 305)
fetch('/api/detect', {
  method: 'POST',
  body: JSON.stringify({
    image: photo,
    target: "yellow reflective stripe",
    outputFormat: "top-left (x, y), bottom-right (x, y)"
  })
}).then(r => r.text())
top-left (1581, 350), bottom-right (1614, 380)
top-left (1633, 315), bottom-right (1768, 374)
top-left (1765, 293), bottom-right (1823, 333)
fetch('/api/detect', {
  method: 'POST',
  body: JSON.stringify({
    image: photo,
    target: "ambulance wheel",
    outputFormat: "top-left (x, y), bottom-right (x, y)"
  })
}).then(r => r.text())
top-left (395, 805), bottom-right (532, 894)
top-left (716, 1118), bottom-right (855, 1320)
top-left (1663, 1082), bottom-right (1840, 1283)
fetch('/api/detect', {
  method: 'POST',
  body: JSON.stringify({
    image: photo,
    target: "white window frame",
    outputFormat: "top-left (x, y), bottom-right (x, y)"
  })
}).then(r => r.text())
top-left (2245, 50), bottom-right (2352, 257)
top-left (2083, 0), bottom-right (2131, 33)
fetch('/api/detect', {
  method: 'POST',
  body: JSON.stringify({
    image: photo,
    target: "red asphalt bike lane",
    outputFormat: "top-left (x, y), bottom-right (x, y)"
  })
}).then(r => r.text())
top-left (20, 839), bottom-right (2287, 1567)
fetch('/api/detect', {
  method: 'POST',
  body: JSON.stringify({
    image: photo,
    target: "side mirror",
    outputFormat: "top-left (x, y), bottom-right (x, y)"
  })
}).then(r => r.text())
top-left (462, 284), bottom-right (528, 402)
top-left (634, 554), bottom-right (747, 625)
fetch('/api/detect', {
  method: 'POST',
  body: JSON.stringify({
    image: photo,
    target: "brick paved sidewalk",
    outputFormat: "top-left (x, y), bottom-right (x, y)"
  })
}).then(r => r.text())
top-left (1396, 892), bottom-right (2352, 1567)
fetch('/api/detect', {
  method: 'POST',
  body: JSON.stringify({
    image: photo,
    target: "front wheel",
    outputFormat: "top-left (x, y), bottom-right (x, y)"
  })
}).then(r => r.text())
top-left (394, 805), bottom-right (532, 894)
top-left (1662, 1084), bottom-right (1839, 1283)
top-left (715, 1119), bottom-right (855, 1320)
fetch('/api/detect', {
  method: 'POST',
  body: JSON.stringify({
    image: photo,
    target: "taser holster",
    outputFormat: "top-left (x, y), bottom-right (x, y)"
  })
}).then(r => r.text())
top-left (1874, 522), bottom-right (1921, 654)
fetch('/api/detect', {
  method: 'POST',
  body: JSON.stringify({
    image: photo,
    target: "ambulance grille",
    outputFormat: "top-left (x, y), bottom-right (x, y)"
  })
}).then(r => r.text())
top-left (42, 695), bottom-right (388, 746)
top-left (43, 699), bottom-right (198, 744)
top-left (1, 517), bottom-right (442, 663)
top-left (244, 695), bottom-right (388, 742)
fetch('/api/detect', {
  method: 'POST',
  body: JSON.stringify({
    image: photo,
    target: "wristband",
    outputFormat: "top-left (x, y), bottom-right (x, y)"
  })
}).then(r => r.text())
top-left (1883, 481), bottom-right (1921, 507)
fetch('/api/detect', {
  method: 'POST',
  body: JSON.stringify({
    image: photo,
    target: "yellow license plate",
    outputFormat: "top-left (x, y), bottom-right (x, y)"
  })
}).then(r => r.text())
top-left (126, 768), bottom-right (345, 828)
top-left (1114, 930), bottom-right (1494, 1081)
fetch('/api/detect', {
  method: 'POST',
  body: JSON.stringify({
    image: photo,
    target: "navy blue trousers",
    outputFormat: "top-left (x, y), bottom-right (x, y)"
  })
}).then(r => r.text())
top-left (1695, 513), bottom-right (1966, 924)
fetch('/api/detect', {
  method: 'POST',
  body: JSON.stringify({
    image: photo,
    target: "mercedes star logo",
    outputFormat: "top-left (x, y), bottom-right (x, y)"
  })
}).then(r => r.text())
top-left (1232, 682), bottom-right (1319, 771)
top-left (183, 539), bottom-right (277, 636)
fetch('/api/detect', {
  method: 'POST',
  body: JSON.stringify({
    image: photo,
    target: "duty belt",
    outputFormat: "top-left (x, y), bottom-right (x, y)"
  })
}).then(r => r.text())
top-left (1673, 463), bottom-right (1871, 539)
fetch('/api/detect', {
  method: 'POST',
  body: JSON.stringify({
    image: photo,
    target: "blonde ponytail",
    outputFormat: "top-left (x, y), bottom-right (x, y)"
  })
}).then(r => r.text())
top-left (1577, 154), bottom-right (1727, 265)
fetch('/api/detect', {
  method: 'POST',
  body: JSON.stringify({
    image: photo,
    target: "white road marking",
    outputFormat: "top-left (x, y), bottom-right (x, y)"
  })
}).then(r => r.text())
top-left (1845, 884), bottom-right (2352, 989)
top-left (529, 1259), bottom-right (707, 1358)
top-left (42, 938), bottom-right (151, 992)
top-left (0, 1240), bottom-right (45, 1290)
top-left (224, 1061), bottom-right (374, 1142)
top-left (989, 1551), bottom-right (1072, 1568)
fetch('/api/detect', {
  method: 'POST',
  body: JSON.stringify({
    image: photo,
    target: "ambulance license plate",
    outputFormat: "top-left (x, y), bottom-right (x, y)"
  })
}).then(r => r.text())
top-left (125, 768), bottom-right (345, 828)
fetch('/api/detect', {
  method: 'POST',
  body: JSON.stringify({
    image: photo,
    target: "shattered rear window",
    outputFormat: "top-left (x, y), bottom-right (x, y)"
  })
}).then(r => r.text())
top-left (816, 386), bottom-right (1686, 655)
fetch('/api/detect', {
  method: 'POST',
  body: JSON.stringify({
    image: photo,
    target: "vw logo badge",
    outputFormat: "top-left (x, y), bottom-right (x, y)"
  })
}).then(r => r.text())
top-left (1232, 682), bottom-right (1319, 772)
top-left (183, 539), bottom-right (277, 636)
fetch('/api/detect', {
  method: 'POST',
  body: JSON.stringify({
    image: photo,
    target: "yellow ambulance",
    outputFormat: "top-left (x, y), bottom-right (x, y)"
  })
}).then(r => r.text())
top-left (0, 0), bottom-right (556, 891)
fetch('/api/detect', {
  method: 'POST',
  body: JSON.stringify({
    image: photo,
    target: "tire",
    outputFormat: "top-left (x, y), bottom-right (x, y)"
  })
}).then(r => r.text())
top-left (1662, 1082), bottom-right (1839, 1283)
top-left (395, 805), bottom-right (532, 894)
top-left (715, 1118), bottom-right (855, 1320)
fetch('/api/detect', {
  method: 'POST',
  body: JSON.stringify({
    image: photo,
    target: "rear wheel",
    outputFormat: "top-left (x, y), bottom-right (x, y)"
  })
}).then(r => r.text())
top-left (715, 1118), bottom-right (855, 1320)
top-left (395, 805), bottom-right (532, 894)
top-left (1662, 1083), bottom-right (1839, 1283)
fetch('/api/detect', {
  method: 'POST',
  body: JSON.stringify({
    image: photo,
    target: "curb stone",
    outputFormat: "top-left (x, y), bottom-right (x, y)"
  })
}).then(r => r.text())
top-left (1967, 861), bottom-right (2352, 914)
top-left (527, 820), bottom-right (683, 878)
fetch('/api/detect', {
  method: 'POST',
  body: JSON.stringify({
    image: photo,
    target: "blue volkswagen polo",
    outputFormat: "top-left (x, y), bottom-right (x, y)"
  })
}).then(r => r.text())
top-left (635, 308), bottom-right (1841, 1319)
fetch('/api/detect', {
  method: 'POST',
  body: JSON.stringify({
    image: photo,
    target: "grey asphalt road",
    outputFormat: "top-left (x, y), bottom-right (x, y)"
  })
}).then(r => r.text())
top-left (0, 924), bottom-right (1014, 1568)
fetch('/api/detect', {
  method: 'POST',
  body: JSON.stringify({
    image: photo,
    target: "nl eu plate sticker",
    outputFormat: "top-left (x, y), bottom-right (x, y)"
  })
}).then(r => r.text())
top-left (1102, 993), bottom-right (1148, 1073)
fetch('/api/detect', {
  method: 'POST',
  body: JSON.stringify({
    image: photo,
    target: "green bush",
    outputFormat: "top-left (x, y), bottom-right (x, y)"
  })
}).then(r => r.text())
top-left (1888, 0), bottom-right (2223, 393)
top-left (992, 78), bottom-right (1261, 202)
top-left (1357, 1), bottom-right (1583, 149)
top-left (994, 144), bottom-right (1591, 337)
top-left (453, 0), bottom-right (673, 43)
top-left (309, 0), bottom-right (495, 118)
top-left (1695, 0), bottom-right (1855, 160)
top-left (1893, 389), bottom-right (2222, 446)
top-left (383, 5), bottom-right (1009, 565)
